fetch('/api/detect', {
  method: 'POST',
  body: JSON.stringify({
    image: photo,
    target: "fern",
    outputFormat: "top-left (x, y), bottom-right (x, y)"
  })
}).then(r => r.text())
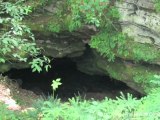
top-left (90, 31), bottom-right (127, 61)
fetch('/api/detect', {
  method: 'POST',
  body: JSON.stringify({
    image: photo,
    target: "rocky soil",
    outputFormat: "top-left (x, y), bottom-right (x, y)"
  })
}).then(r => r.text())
top-left (0, 75), bottom-right (39, 111)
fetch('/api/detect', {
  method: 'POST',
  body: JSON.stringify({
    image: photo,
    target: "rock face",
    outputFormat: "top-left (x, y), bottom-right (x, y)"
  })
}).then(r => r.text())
top-left (107, 0), bottom-right (160, 65)
top-left (0, 63), bottom-right (29, 73)
top-left (117, 0), bottom-right (160, 45)
top-left (75, 49), bottom-right (160, 94)
top-left (1, 0), bottom-right (160, 94)
top-left (35, 33), bottom-right (86, 58)
top-left (75, 0), bottom-right (160, 94)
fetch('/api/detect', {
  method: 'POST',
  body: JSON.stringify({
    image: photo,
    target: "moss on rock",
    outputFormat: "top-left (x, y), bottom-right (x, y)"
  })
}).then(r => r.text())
top-left (106, 60), bottom-right (160, 94)
top-left (116, 40), bottom-right (160, 63)
top-left (76, 49), bottom-right (160, 94)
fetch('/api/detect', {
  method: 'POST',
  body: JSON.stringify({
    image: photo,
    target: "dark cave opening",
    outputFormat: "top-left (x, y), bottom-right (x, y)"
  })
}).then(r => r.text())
top-left (4, 58), bottom-right (143, 100)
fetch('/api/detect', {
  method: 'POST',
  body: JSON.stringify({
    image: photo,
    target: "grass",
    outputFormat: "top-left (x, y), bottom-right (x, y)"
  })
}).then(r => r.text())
top-left (1, 77), bottom-right (160, 120)
top-left (1, 88), bottom-right (160, 120)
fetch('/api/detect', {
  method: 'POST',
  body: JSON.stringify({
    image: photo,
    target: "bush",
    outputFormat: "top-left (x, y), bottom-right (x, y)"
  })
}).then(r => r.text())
top-left (1, 89), bottom-right (160, 120)
top-left (0, 0), bottom-right (51, 72)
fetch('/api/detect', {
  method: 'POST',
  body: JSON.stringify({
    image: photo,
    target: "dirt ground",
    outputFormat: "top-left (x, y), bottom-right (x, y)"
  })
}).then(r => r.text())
top-left (0, 75), bottom-right (40, 111)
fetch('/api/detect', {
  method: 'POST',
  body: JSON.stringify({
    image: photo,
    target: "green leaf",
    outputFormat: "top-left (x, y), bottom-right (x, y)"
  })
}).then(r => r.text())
top-left (0, 58), bottom-right (5, 63)
top-left (0, 19), bottom-right (3, 23)
top-left (51, 78), bottom-right (62, 91)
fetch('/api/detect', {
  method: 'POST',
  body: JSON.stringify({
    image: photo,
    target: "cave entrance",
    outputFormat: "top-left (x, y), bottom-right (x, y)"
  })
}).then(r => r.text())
top-left (4, 58), bottom-right (142, 100)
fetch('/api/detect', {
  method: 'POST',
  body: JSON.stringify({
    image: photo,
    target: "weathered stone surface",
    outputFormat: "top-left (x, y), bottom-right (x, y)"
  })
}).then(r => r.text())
top-left (75, 49), bottom-right (160, 94)
top-left (71, 0), bottom-right (160, 94)
top-left (0, 62), bottom-right (29, 73)
top-left (74, 48), bottom-right (106, 76)
top-left (116, 0), bottom-right (160, 46)
top-left (0, 31), bottom-right (87, 72)
top-left (35, 33), bottom-right (86, 58)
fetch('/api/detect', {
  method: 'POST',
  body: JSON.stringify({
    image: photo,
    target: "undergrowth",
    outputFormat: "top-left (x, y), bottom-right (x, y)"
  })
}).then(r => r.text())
top-left (0, 0), bottom-right (51, 72)
top-left (45, 0), bottom-right (127, 61)
top-left (0, 78), bottom-right (160, 120)
top-left (1, 88), bottom-right (160, 120)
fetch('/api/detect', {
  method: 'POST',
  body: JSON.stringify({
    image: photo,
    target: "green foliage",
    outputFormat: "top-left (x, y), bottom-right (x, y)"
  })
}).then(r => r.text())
top-left (133, 72), bottom-right (160, 87)
top-left (1, 89), bottom-right (160, 120)
top-left (31, 92), bottom-right (153, 120)
top-left (0, 102), bottom-right (39, 120)
top-left (113, 40), bottom-right (160, 63)
top-left (40, 0), bottom-right (128, 61)
top-left (39, 0), bottom-right (52, 6)
top-left (29, 56), bottom-right (51, 73)
top-left (133, 71), bottom-right (160, 93)
top-left (67, 0), bottom-right (127, 61)
top-left (0, 102), bottom-right (18, 120)
top-left (68, 0), bottom-right (121, 28)
top-left (0, 1), bottom-right (33, 62)
top-left (47, 22), bottom-right (61, 33)
top-left (45, 0), bottom-right (159, 62)
top-left (67, 0), bottom-right (106, 28)
top-left (154, 0), bottom-right (160, 12)
top-left (90, 31), bottom-right (127, 61)
top-left (0, 102), bottom-right (29, 120)
top-left (55, 0), bottom-right (120, 30)
top-left (27, 0), bottom-right (53, 10)
top-left (150, 75), bottom-right (160, 86)
top-left (51, 78), bottom-right (62, 91)
top-left (136, 88), bottom-right (160, 120)
top-left (133, 74), bottom-right (146, 83)
top-left (51, 78), bottom-right (62, 98)
top-left (132, 43), bottom-right (158, 62)
top-left (0, 1), bottom-right (51, 72)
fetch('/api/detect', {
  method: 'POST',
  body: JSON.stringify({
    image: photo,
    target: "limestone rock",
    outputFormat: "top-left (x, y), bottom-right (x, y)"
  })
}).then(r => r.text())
top-left (35, 33), bottom-right (86, 58)
top-left (75, 49), bottom-right (160, 94)
top-left (116, 0), bottom-right (160, 46)
top-left (0, 63), bottom-right (29, 73)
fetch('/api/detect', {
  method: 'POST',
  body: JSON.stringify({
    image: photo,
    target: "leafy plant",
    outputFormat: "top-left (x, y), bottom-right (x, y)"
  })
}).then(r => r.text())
top-left (0, 102), bottom-right (18, 120)
top-left (36, 93), bottom-right (141, 120)
top-left (29, 56), bottom-right (51, 73)
top-left (90, 31), bottom-right (127, 61)
top-left (47, 0), bottom-right (127, 61)
top-left (51, 78), bottom-right (62, 99)
top-left (0, 0), bottom-right (51, 72)
top-left (47, 22), bottom-right (61, 33)
top-left (154, 0), bottom-right (160, 12)
top-left (132, 44), bottom-right (157, 62)
top-left (136, 88), bottom-right (160, 120)
top-left (25, 0), bottom-right (127, 62)
top-left (150, 75), bottom-right (160, 86)
top-left (1, 89), bottom-right (160, 120)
